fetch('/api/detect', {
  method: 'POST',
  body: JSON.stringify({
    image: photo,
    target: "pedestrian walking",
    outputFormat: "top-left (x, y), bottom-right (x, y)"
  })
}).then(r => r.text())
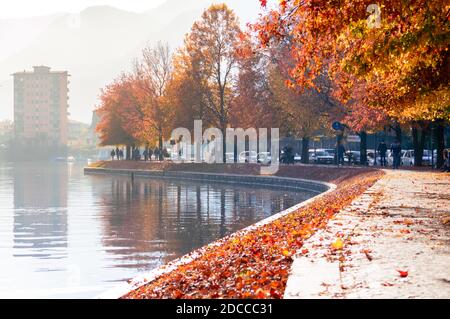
top-left (442, 149), bottom-right (450, 172)
top-left (134, 148), bottom-right (141, 161)
top-left (154, 148), bottom-right (160, 161)
top-left (391, 140), bottom-right (402, 169)
top-left (378, 139), bottom-right (388, 167)
top-left (338, 143), bottom-right (346, 166)
top-left (143, 149), bottom-right (149, 162)
top-left (148, 148), bottom-right (153, 161)
top-left (110, 149), bottom-right (116, 161)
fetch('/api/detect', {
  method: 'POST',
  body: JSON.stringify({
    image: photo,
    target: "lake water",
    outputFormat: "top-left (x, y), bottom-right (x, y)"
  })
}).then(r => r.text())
top-left (0, 162), bottom-right (316, 298)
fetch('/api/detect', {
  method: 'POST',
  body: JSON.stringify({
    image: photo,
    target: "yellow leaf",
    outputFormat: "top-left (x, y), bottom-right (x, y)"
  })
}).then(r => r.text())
top-left (331, 238), bottom-right (344, 250)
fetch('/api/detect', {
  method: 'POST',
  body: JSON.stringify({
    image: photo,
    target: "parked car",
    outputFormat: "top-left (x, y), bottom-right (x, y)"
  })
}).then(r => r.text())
top-left (324, 149), bottom-right (336, 157)
top-left (401, 150), bottom-right (415, 166)
top-left (367, 149), bottom-right (382, 166)
top-left (345, 151), bottom-right (361, 165)
top-left (385, 150), bottom-right (395, 166)
top-left (239, 151), bottom-right (258, 163)
top-left (308, 150), bottom-right (317, 163)
top-left (314, 151), bottom-right (335, 165)
top-left (401, 150), bottom-right (434, 167)
top-left (257, 152), bottom-right (272, 164)
top-left (225, 152), bottom-right (235, 163)
top-left (294, 153), bottom-right (302, 163)
top-left (422, 150), bottom-right (434, 166)
top-left (308, 149), bottom-right (334, 164)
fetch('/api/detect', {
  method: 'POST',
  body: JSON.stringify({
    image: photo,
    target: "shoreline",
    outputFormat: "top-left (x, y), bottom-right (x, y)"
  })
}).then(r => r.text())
top-left (84, 167), bottom-right (332, 194)
top-left (85, 161), bottom-right (383, 299)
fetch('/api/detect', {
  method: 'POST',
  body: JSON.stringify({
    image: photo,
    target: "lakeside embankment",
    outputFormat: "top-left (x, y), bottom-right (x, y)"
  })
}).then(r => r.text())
top-left (87, 161), bottom-right (384, 299)
top-left (89, 161), bottom-right (378, 185)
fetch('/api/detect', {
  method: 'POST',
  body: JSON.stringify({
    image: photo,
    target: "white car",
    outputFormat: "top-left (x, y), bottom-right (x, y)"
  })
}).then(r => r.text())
top-left (238, 151), bottom-right (258, 163)
top-left (308, 150), bottom-right (316, 162)
top-left (314, 151), bottom-right (335, 165)
top-left (257, 152), bottom-right (272, 164)
top-left (401, 150), bottom-right (414, 166)
top-left (401, 150), bottom-right (434, 166)
top-left (225, 152), bottom-right (235, 163)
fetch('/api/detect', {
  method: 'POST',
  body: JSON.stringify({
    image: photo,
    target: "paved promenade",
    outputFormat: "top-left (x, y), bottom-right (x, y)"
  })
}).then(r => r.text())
top-left (285, 170), bottom-right (450, 299)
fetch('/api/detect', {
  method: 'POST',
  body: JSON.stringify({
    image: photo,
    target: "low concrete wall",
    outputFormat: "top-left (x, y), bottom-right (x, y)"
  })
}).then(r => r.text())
top-left (84, 167), bottom-right (330, 194)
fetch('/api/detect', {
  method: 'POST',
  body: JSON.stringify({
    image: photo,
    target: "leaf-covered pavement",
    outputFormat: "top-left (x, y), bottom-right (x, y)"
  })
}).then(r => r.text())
top-left (285, 170), bottom-right (450, 299)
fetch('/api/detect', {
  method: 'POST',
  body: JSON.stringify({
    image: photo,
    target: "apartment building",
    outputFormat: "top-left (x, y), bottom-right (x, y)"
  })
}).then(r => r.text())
top-left (13, 66), bottom-right (69, 147)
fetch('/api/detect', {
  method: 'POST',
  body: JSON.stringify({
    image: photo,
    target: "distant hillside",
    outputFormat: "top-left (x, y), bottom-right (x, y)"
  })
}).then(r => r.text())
top-left (0, 0), bottom-right (262, 123)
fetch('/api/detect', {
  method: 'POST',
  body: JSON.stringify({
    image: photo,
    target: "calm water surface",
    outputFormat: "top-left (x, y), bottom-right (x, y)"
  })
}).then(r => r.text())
top-left (0, 162), bottom-right (316, 298)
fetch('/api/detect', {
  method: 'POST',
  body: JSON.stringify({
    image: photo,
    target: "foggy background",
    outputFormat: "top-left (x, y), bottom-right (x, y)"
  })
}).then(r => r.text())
top-left (0, 0), bottom-right (262, 124)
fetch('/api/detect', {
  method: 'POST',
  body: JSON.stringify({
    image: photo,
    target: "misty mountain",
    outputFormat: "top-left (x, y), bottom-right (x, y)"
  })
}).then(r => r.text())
top-left (0, 0), bottom-right (261, 123)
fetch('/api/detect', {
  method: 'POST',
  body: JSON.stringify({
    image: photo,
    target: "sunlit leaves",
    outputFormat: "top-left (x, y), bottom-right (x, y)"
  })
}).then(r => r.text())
top-left (253, 0), bottom-right (450, 123)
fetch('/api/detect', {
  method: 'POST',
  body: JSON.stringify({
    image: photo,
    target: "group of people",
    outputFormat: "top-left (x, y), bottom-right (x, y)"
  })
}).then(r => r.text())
top-left (110, 147), bottom-right (124, 161)
top-left (377, 139), bottom-right (450, 171)
top-left (110, 147), bottom-right (163, 162)
top-left (141, 148), bottom-right (161, 161)
top-left (377, 139), bottom-right (403, 169)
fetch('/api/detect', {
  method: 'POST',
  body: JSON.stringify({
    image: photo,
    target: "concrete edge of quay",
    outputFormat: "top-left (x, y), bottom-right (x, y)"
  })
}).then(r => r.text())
top-left (83, 167), bottom-right (333, 194)
top-left (84, 166), bottom-right (336, 299)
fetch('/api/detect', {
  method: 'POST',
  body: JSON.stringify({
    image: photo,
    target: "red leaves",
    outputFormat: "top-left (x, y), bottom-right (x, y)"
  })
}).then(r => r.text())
top-left (397, 270), bottom-right (409, 278)
top-left (123, 171), bottom-right (383, 299)
top-left (253, 0), bottom-right (449, 124)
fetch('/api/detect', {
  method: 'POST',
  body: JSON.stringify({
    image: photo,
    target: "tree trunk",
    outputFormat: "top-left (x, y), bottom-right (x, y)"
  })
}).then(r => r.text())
top-left (301, 137), bottom-right (309, 164)
top-left (435, 120), bottom-right (445, 168)
top-left (418, 127), bottom-right (427, 167)
top-left (412, 124), bottom-right (420, 166)
top-left (222, 125), bottom-right (227, 164)
top-left (393, 121), bottom-right (402, 144)
top-left (336, 133), bottom-right (344, 165)
top-left (412, 122), bottom-right (427, 167)
top-left (126, 145), bottom-right (131, 160)
top-left (359, 131), bottom-right (368, 166)
top-left (158, 133), bottom-right (163, 161)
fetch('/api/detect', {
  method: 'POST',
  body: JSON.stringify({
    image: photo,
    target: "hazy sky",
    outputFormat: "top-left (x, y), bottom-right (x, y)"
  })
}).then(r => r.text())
top-left (0, 0), bottom-right (166, 18)
top-left (0, 0), bottom-right (266, 122)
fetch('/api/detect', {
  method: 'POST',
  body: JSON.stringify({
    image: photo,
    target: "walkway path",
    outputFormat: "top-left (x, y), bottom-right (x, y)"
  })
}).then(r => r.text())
top-left (284, 170), bottom-right (450, 299)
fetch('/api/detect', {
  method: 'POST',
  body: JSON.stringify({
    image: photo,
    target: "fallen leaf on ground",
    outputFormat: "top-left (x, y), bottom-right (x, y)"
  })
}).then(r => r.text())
top-left (331, 238), bottom-right (344, 250)
top-left (362, 249), bottom-right (373, 261)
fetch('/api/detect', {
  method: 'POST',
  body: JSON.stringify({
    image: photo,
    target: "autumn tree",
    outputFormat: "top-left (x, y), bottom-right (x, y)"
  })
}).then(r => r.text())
top-left (181, 4), bottom-right (242, 159)
top-left (230, 33), bottom-right (276, 129)
top-left (165, 47), bottom-right (210, 131)
top-left (254, 0), bottom-right (449, 166)
top-left (269, 64), bottom-right (332, 164)
top-left (134, 42), bottom-right (174, 160)
top-left (96, 75), bottom-right (137, 158)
